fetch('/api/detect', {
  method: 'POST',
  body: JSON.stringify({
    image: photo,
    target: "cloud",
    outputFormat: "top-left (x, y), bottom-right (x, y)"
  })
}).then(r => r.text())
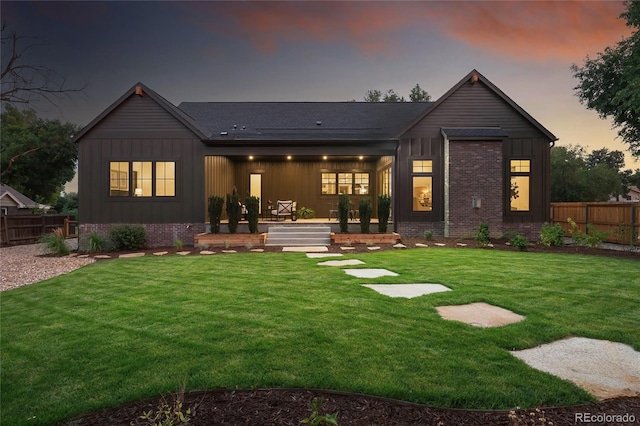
top-left (186, 1), bottom-right (631, 62)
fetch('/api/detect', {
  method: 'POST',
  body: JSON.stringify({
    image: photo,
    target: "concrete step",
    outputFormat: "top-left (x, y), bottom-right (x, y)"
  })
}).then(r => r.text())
top-left (266, 226), bottom-right (331, 246)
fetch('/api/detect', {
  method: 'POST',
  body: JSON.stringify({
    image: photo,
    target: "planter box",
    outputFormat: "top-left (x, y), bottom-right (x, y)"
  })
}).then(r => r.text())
top-left (330, 232), bottom-right (401, 245)
top-left (195, 232), bottom-right (266, 247)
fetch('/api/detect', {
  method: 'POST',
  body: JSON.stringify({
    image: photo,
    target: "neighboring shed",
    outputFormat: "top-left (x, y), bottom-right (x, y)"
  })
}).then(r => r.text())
top-left (0, 184), bottom-right (45, 216)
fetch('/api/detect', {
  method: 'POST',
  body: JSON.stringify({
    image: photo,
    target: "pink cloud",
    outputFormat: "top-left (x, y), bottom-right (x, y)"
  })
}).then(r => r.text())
top-left (187, 1), bottom-right (631, 62)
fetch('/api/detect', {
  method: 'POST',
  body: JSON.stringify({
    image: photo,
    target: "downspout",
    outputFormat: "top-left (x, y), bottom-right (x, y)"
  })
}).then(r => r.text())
top-left (441, 129), bottom-right (450, 238)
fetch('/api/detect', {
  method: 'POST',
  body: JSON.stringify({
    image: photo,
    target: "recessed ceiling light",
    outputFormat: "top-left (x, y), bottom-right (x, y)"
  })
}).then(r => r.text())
top-left (249, 155), bottom-right (254, 160)
top-left (287, 155), bottom-right (292, 160)
top-left (359, 156), bottom-right (364, 160)
top-left (323, 156), bottom-right (328, 160)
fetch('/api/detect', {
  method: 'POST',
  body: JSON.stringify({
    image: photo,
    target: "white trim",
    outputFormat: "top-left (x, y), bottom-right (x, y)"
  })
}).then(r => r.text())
top-left (0, 191), bottom-right (26, 208)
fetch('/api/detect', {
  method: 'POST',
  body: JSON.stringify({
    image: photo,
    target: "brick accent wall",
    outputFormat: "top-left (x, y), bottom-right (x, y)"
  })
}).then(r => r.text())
top-left (448, 141), bottom-right (503, 238)
top-left (396, 221), bottom-right (445, 238)
top-left (79, 223), bottom-right (206, 248)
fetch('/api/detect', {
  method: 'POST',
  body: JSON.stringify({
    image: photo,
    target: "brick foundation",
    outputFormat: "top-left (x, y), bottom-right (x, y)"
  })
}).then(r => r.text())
top-left (79, 223), bottom-right (206, 248)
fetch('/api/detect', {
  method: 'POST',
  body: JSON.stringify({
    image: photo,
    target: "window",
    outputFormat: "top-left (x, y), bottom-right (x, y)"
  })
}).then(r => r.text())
top-left (380, 167), bottom-right (391, 197)
top-left (109, 161), bottom-right (129, 196)
top-left (510, 160), bottom-right (530, 211)
top-left (321, 172), bottom-right (370, 195)
top-left (412, 160), bottom-right (433, 211)
top-left (156, 162), bottom-right (175, 196)
top-left (321, 173), bottom-right (337, 195)
top-left (109, 161), bottom-right (176, 197)
top-left (354, 173), bottom-right (369, 195)
top-left (338, 173), bottom-right (352, 194)
top-left (132, 162), bottom-right (152, 197)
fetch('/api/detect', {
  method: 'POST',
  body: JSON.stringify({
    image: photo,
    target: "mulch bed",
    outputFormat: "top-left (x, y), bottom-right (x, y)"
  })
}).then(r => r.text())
top-left (61, 238), bottom-right (638, 425)
top-left (63, 389), bottom-right (640, 426)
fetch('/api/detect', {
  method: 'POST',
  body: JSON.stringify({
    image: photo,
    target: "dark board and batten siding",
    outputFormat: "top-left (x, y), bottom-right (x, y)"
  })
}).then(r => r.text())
top-left (78, 94), bottom-right (207, 224)
top-left (396, 79), bottom-right (551, 226)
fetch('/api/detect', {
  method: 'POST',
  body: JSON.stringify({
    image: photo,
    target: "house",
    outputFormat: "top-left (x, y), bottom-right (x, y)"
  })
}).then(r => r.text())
top-left (0, 184), bottom-right (46, 216)
top-left (611, 185), bottom-right (640, 202)
top-left (74, 70), bottom-right (557, 247)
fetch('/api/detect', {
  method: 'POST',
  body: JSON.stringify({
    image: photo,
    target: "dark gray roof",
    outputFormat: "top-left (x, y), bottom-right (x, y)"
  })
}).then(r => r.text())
top-left (0, 184), bottom-right (39, 208)
top-left (442, 127), bottom-right (509, 139)
top-left (178, 102), bottom-right (433, 141)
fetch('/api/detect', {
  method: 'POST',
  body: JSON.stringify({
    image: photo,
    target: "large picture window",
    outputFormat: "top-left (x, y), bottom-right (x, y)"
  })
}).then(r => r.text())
top-left (322, 172), bottom-right (369, 195)
top-left (510, 160), bottom-right (530, 211)
top-left (412, 160), bottom-right (433, 211)
top-left (109, 161), bottom-right (176, 197)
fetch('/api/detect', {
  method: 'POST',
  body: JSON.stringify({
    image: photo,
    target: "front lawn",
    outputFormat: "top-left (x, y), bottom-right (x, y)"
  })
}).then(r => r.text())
top-left (1, 249), bottom-right (638, 425)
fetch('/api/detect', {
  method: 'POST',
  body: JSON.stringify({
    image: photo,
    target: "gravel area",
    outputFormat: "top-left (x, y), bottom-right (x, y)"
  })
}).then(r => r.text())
top-left (0, 240), bottom-right (95, 292)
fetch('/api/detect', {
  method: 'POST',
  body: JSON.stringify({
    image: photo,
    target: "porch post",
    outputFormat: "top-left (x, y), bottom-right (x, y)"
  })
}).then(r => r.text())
top-left (441, 130), bottom-right (450, 238)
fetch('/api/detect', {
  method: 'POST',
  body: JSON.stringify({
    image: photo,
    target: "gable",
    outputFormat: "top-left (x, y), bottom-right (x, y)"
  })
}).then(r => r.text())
top-left (401, 79), bottom-right (549, 140)
top-left (81, 93), bottom-right (200, 140)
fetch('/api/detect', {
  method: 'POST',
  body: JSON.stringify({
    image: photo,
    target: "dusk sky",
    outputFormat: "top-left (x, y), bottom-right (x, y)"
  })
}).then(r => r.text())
top-left (2, 1), bottom-right (637, 192)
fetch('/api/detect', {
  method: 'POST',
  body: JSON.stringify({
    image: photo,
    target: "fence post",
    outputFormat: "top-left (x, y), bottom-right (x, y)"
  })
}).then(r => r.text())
top-left (42, 215), bottom-right (47, 235)
top-left (585, 203), bottom-right (589, 235)
top-left (632, 204), bottom-right (637, 246)
top-left (64, 218), bottom-right (69, 237)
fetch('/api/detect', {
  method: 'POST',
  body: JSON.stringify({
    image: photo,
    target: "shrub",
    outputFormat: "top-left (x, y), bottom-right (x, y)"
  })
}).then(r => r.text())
top-left (208, 195), bottom-right (224, 234)
top-left (510, 233), bottom-right (529, 251)
top-left (226, 187), bottom-right (240, 234)
top-left (475, 222), bottom-right (491, 246)
top-left (109, 224), bottom-right (147, 251)
top-left (40, 228), bottom-right (70, 256)
top-left (139, 388), bottom-right (192, 426)
top-left (539, 222), bottom-right (565, 247)
top-left (359, 197), bottom-right (372, 234)
top-left (174, 239), bottom-right (183, 250)
top-left (567, 218), bottom-right (607, 248)
top-left (338, 194), bottom-right (350, 233)
top-left (301, 397), bottom-right (339, 426)
top-left (245, 195), bottom-right (260, 233)
top-left (423, 230), bottom-right (433, 240)
top-left (81, 232), bottom-right (109, 253)
top-left (297, 206), bottom-right (315, 219)
top-left (377, 194), bottom-right (391, 233)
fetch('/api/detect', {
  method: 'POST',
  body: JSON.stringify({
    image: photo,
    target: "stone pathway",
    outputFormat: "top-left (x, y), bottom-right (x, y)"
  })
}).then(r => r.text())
top-left (436, 302), bottom-right (525, 328)
top-left (362, 284), bottom-right (451, 298)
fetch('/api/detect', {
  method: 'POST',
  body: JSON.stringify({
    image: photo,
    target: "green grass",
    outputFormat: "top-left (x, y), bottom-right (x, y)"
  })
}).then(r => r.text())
top-left (1, 249), bottom-right (638, 425)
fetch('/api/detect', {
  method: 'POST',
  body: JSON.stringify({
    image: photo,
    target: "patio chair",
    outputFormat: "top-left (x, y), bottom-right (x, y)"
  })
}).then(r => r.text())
top-left (271, 200), bottom-right (294, 221)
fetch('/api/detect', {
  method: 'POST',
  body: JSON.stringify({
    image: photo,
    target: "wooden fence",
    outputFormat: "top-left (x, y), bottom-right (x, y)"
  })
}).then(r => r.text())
top-left (0, 214), bottom-right (77, 246)
top-left (550, 202), bottom-right (639, 245)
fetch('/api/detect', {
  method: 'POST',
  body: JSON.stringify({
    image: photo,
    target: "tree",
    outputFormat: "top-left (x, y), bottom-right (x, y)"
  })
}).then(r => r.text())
top-left (585, 148), bottom-right (626, 171)
top-left (363, 85), bottom-right (430, 102)
top-left (409, 84), bottom-right (431, 102)
top-left (1, 23), bottom-right (84, 106)
top-left (551, 145), bottom-right (623, 202)
top-left (571, 1), bottom-right (640, 157)
top-left (0, 105), bottom-right (79, 204)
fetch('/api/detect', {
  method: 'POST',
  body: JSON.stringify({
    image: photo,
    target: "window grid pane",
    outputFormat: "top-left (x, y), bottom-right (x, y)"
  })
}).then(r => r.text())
top-left (132, 162), bottom-right (152, 197)
top-left (412, 160), bottom-right (433, 173)
top-left (109, 162), bottom-right (129, 196)
top-left (510, 176), bottom-right (530, 211)
top-left (354, 173), bottom-right (369, 195)
top-left (338, 173), bottom-right (352, 195)
top-left (510, 160), bottom-right (530, 173)
top-left (156, 162), bottom-right (176, 197)
top-left (321, 173), bottom-right (336, 195)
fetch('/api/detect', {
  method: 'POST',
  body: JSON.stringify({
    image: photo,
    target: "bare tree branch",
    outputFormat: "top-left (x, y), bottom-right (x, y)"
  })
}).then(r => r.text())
top-left (0, 146), bottom-right (41, 176)
top-left (1, 23), bottom-right (85, 107)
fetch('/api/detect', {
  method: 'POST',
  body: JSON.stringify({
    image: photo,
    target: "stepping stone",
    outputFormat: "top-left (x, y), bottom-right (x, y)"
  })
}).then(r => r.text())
top-left (393, 243), bottom-right (407, 248)
top-left (435, 243), bottom-right (446, 247)
top-left (222, 250), bottom-right (237, 253)
top-left (94, 255), bottom-right (111, 259)
top-left (511, 337), bottom-right (640, 400)
top-left (487, 243), bottom-right (494, 248)
top-left (66, 253), bottom-right (78, 257)
top-left (177, 251), bottom-right (191, 255)
top-left (367, 246), bottom-right (381, 251)
top-left (282, 246), bottom-right (328, 253)
top-left (363, 283), bottom-right (451, 298)
top-left (436, 302), bottom-right (524, 328)
top-left (344, 269), bottom-right (398, 278)
top-left (119, 253), bottom-right (145, 258)
top-left (78, 254), bottom-right (90, 258)
top-left (153, 251), bottom-right (168, 256)
top-left (200, 250), bottom-right (216, 255)
top-left (306, 253), bottom-right (343, 258)
top-left (415, 243), bottom-right (429, 248)
top-left (250, 249), bottom-right (264, 252)
top-left (456, 243), bottom-right (467, 247)
top-left (318, 259), bottom-right (365, 267)
top-left (341, 246), bottom-right (356, 251)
